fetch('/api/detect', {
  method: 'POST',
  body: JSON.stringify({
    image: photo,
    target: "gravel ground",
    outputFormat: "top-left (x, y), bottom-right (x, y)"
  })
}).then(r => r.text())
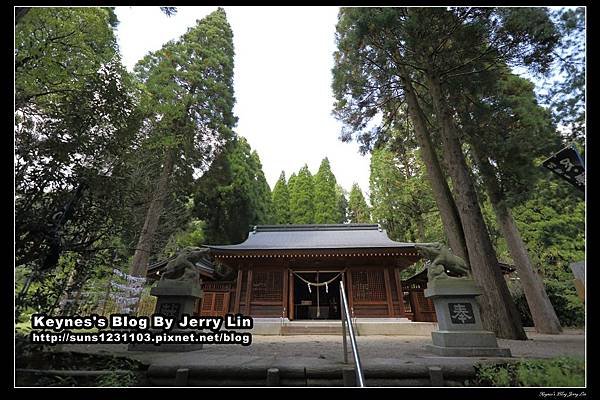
top-left (61, 329), bottom-right (585, 367)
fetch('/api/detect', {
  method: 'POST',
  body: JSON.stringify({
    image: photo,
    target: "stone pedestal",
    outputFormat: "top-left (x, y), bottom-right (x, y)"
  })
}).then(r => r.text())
top-left (424, 279), bottom-right (511, 357)
top-left (128, 279), bottom-right (204, 352)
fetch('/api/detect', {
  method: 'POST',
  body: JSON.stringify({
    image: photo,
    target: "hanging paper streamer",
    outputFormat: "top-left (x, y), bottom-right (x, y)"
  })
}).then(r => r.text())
top-left (109, 269), bottom-right (148, 314)
top-left (112, 269), bottom-right (147, 285)
top-left (110, 281), bottom-right (144, 294)
top-left (112, 295), bottom-right (139, 306)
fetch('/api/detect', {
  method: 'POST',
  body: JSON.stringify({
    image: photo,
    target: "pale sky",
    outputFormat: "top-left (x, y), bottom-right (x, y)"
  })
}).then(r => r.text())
top-left (114, 6), bottom-right (371, 195)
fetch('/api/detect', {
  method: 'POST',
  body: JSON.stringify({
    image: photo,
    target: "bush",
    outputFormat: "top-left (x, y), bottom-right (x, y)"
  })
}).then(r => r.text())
top-left (95, 369), bottom-right (138, 387)
top-left (473, 357), bottom-right (585, 387)
top-left (544, 278), bottom-right (584, 327)
top-left (507, 278), bottom-right (584, 328)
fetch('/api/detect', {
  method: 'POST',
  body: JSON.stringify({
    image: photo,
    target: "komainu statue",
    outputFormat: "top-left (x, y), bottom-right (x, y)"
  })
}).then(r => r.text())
top-left (415, 242), bottom-right (471, 282)
top-left (160, 247), bottom-right (209, 284)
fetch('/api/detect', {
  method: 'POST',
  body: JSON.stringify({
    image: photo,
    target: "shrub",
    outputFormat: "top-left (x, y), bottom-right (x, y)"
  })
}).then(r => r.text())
top-left (473, 357), bottom-right (585, 387)
top-left (544, 279), bottom-right (585, 327)
top-left (507, 278), bottom-right (584, 328)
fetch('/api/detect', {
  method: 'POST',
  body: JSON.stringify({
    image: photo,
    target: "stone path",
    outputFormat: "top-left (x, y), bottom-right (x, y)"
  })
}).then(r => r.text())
top-left (63, 328), bottom-right (585, 369)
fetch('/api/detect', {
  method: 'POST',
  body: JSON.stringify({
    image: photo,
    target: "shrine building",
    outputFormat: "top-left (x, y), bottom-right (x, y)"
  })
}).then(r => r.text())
top-left (201, 224), bottom-right (436, 322)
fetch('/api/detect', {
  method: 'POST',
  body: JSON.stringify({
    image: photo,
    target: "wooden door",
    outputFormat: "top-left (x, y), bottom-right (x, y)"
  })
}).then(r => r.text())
top-left (200, 291), bottom-right (230, 317)
top-left (410, 289), bottom-right (437, 322)
top-left (350, 269), bottom-right (389, 317)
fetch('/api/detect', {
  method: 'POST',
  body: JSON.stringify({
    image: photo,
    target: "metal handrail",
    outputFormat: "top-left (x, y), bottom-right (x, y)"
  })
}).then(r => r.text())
top-left (339, 280), bottom-right (365, 387)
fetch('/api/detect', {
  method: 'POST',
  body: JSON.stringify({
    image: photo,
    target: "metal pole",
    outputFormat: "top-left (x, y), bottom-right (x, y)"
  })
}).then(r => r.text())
top-left (340, 284), bottom-right (348, 364)
top-left (339, 280), bottom-right (365, 387)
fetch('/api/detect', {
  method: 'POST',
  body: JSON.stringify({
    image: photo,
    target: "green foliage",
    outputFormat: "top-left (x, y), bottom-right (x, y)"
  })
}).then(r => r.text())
top-left (473, 357), bottom-right (585, 387)
top-left (335, 184), bottom-right (349, 223)
top-left (370, 146), bottom-right (438, 242)
top-left (162, 219), bottom-right (206, 258)
top-left (332, 7), bottom-right (558, 153)
top-left (543, 279), bottom-right (584, 327)
top-left (272, 171), bottom-right (291, 224)
top-left (513, 179), bottom-right (584, 279)
top-left (280, 162), bottom-right (348, 225)
top-left (15, 7), bottom-right (118, 109)
top-left (96, 371), bottom-right (138, 387)
top-left (347, 183), bottom-right (370, 223)
top-left (289, 165), bottom-right (315, 224)
top-left (544, 7), bottom-right (585, 146)
top-left (195, 137), bottom-right (273, 244)
top-left (508, 260), bottom-right (583, 328)
top-left (503, 173), bottom-right (584, 328)
top-left (133, 7), bottom-right (237, 181)
top-left (314, 158), bottom-right (343, 223)
top-left (15, 7), bottom-right (138, 274)
top-left (461, 72), bottom-right (561, 207)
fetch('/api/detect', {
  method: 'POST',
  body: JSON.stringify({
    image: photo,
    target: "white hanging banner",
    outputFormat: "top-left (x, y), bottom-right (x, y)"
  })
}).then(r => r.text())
top-left (110, 281), bottom-right (144, 294)
top-left (112, 295), bottom-right (139, 306)
top-left (112, 269), bottom-right (147, 285)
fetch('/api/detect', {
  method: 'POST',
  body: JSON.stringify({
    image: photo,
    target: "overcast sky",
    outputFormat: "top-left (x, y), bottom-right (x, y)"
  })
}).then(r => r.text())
top-left (115, 6), bottom-right (371, 195)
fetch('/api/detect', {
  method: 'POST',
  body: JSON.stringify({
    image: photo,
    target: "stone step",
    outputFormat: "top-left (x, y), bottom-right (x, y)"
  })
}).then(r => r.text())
top-left (250, 319), bottom-right (437, 336)
top-left (281, 323), bottom-right (343, 335)
top-left (146, 363), bottom-right (477, 387)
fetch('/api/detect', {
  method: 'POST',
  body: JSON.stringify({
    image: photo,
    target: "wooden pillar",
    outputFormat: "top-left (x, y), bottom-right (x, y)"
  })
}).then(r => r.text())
top-left (288, 269), bottom-right (294, 320)
top-left (282, 267), bottom-right (289, 319)
top-left (234, 268), bottom-right (243, 314)
top-left (245, 268), bottom-right (253, 315)
top-left (394, 267), bottom-right (407, 317)
top-left (383, 268), bottom-right (394, 317)
top-left (345, 266), bottom-right (354, 316)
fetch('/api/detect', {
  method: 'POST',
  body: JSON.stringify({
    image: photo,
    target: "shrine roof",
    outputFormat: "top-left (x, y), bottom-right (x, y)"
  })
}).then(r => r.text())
top-left (205, 224), bottom-right (416, 252)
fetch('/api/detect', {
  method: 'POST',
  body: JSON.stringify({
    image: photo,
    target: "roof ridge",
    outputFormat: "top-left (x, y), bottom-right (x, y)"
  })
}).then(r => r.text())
top-left (253, 224), bottom-right (381, 232)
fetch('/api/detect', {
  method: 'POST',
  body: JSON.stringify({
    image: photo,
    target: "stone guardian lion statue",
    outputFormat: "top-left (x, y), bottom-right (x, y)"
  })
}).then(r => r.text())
top-left (160, 247), bottom-right (209, 284)
top-left (414, 242), bottom-right (471, 282)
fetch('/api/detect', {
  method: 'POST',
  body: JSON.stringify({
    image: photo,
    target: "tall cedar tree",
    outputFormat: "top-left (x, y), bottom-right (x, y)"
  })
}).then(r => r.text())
top-left (130, 8), bottom-right (236, 277)
top-left (370, 146), bottom-right (437, 242)
top-left (459, 72), bottom-right (563, 333)
top-left (335, 184), bottom-right (349, 223)
top-left (347, 183), bottom-right (370, 223)
top-left (333, 8), bottom-right (558, 338)
top-left (194, 137), bottom-right (272, 244)
top-left (289, 165), bottom-right (315, 224)
top-left (272, 171), bottom-right (291, 224)
top-left (314, 158), bottom-right (342, 223)
top-left (333, 8), bottom-right (470, 266)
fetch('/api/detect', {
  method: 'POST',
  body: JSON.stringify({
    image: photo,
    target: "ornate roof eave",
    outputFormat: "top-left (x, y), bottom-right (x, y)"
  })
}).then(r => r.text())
top-left (208, 246), bottom-right (421, 259)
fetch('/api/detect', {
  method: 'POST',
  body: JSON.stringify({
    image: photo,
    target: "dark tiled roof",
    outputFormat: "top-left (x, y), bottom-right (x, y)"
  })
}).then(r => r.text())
top-left (206, 224), bottom-right (416, 251)
top-left (146, 256), bottom-right (216, 279)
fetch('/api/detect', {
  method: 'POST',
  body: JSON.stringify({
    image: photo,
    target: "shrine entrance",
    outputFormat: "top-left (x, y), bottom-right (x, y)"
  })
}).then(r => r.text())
top-left (291, 271), bottom-right (342, 320)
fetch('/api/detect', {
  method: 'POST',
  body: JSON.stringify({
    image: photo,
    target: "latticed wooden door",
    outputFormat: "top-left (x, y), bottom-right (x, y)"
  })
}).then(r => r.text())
top-left (351, 270), bottom-right (386, 302)
top-left (200, 292), bottom-right (230, 317)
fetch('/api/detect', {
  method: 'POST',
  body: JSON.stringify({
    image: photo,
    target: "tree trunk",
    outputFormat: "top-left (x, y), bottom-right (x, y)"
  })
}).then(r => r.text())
top-left (470, 142), bottom-right (562, 334)
top-left (398, 66), bottom-right (470, 263)
top-left (426, 72), bottom-right (526, 340)
top-left (415, 213), bottom-right (426, 243)
top-left (129, 149), bottom-right (175, 278)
